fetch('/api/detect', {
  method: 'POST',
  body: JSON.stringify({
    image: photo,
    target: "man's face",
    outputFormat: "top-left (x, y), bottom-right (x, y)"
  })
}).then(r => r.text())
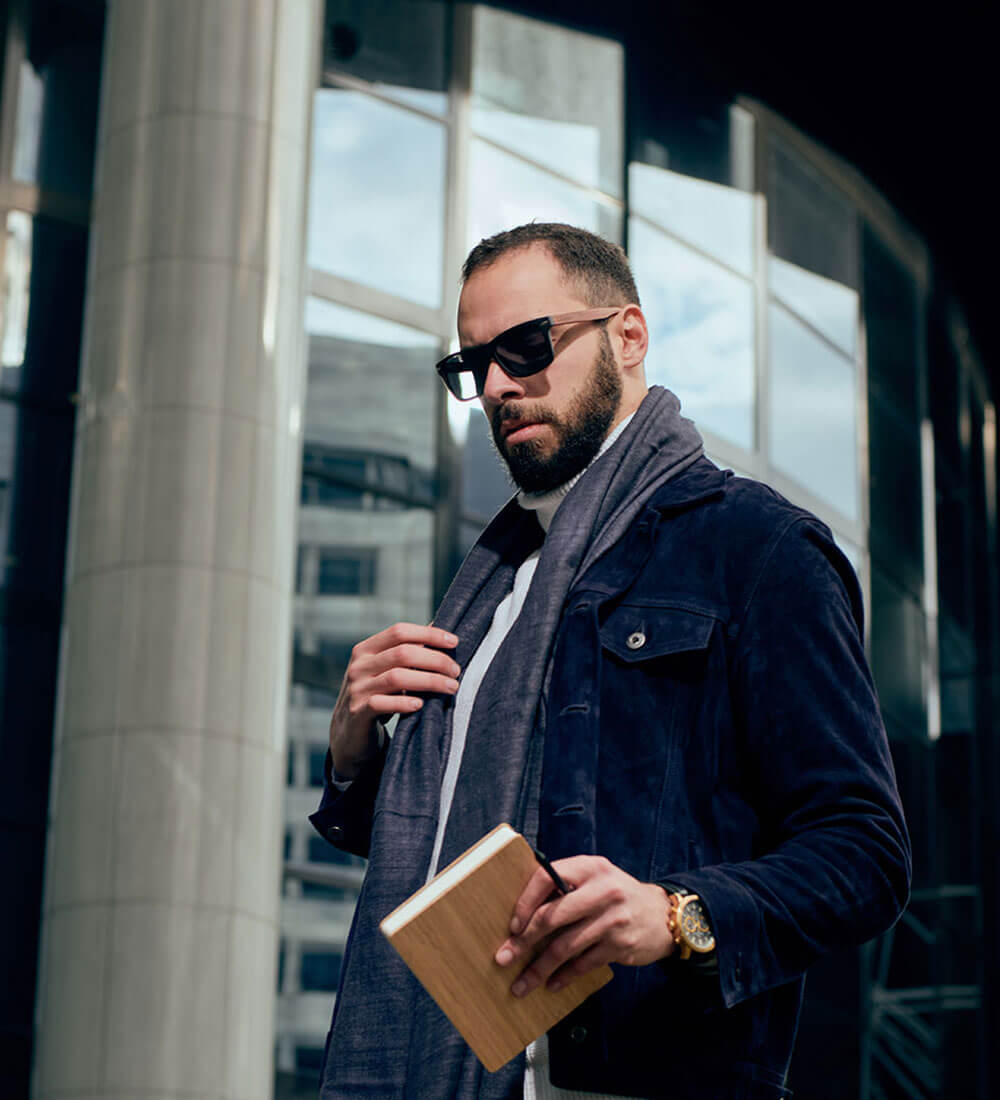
top-left (457, 245), bottom-right (624, 494)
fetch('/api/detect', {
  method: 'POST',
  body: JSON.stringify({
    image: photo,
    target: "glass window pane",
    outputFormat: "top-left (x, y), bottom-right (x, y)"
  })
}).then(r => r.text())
top-left (767, 135), bottom-right (858, 354)
top-left (768, 256), bottom-right (858, 357)
top-left (1, 213), bottom-right (33, 384)
top-left (12, 62), bottom-right (45, 184)
top-left (300, 951), bottom-right (343, 992)
top-left (322, 0), bottom-right (448, 116)
top-left (458, 407), bottom-right (513, 521)
top-left (768, 134), bottom-right (857, 290)
top-left (471, 7), bottom-right (623, 197)
top-left (869, 394), bottom-right (923, 599)
top-left (308, 90), bottom-right (446, 307)
top-left (297, 299), bottom-right (437, 660)
top-left (629, 163), bottom-right (754, 277)
top-left (768, 302), bottom-right (859, 521)
top-left (467, 141), bottom-right (622, 251)
top-left (13, 21), bottom-right (103, 198)
top-left (871, 565), bottom-right (928, 738)
top-left (863, 225), bottom-right (919, 422)
top-left (630, 219), bottom-right (754, 450)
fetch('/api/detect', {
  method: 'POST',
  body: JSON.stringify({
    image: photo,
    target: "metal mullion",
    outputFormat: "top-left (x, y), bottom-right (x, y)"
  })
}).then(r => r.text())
top-left (856, 239), bottom-right (873, 643)
top-left (306, 268), bottom-right (448, 340)
top-left (766, 290), bottom-right (859, 365)
top-left (752, 105), bottom-right (770, 477)
top-left (0, 0), bottom-right (26, 187)
top-left (432, 1), bottom-right (473, 606)
top-left (918, 270), bottom-right (941, 740)
top-left (471, 131), bottom-right (624, 214)
top-left (629, 209), bottom-right (756, 286)
top-left (318, 69), bottom-right (449, 127)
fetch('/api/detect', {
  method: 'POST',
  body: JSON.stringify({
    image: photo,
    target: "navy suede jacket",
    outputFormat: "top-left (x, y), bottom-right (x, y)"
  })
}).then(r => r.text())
top-left (311, 459), bottom-right (911, 1100)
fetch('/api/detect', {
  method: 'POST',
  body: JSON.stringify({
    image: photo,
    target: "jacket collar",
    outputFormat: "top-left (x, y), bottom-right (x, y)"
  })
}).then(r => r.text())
top-left (646, 455), bottom-right (731, 516)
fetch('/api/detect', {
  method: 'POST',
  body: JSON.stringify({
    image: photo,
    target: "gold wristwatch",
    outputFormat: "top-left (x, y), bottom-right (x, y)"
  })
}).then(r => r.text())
top-left (665, 887), bottom-right (716, 960)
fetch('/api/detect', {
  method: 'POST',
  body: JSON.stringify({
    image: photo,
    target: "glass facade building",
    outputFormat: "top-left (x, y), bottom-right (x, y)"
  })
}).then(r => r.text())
top-left (0, 3), bottom-right (997, 1099)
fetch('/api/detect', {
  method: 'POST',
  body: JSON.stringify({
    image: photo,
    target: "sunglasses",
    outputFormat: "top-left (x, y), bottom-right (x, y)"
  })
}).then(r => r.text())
top-left (435, 307), bottom-right (622, 401)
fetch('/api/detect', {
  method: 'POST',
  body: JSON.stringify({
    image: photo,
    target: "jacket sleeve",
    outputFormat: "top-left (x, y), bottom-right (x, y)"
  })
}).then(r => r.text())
top-left (665, 517), bottom-right (911, 1009)
top-left (308, 744), bottom-right (388, 859)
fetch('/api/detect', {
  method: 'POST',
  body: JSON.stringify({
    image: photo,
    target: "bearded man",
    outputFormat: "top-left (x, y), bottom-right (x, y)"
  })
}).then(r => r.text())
top-left (310, 223), bottom-right (910, 1100)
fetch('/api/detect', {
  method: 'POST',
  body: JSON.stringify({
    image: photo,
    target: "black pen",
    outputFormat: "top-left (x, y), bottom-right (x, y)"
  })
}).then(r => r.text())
top-left (532, 846), bottom-right (574, 896)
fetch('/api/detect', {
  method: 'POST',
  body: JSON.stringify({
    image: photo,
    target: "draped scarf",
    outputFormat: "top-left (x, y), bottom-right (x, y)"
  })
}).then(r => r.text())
top-left (320, 387), bottom-right (703, 1099)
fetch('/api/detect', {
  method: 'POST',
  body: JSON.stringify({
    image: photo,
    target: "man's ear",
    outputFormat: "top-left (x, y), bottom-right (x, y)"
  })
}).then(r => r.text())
top-left (618, 304), bottom-right (649, 372)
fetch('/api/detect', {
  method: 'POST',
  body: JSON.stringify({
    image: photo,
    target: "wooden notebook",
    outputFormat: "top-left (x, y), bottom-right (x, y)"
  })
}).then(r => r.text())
top-left (379, 823), bottom-right (613, 1072)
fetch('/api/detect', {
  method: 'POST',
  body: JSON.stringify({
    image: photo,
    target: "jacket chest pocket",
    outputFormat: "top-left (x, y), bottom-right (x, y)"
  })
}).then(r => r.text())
top-left (596, 603), bottom-right (722, 878)
top-left (598, 603), bottom-right (718, 758)
top-left (600, 603), bottom-right (716, 669)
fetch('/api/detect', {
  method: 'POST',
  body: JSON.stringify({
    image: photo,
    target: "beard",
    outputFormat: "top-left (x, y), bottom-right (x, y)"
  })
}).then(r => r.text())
top-left (490, 331), bottom-right (623, 494)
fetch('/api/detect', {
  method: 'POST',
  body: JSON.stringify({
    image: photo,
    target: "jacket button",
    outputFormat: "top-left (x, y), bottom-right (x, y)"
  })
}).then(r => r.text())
top-left (326, 825), bottom-right (344, 843)
top-left (626, 631), bottom-right (646, 650)
top-left (569, 1026), bottom-right (588, 1044)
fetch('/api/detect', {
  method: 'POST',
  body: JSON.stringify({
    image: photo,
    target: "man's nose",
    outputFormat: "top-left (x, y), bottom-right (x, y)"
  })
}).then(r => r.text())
top-left (480, 358), bottom-right (526, 404)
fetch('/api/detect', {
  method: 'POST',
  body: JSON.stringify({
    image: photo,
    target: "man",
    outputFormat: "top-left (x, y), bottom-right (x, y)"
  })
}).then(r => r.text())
top-left (310, 223), bottom-right (910, 1100)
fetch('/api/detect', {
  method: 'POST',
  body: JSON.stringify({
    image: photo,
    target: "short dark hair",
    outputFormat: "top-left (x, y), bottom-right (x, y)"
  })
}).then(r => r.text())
top-left (461, 222), bottom-right (640, 308)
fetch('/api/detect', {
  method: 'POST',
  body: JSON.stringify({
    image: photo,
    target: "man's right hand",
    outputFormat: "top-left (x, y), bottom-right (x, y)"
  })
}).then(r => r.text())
top-left (328, 623), bottom-right (460, 779)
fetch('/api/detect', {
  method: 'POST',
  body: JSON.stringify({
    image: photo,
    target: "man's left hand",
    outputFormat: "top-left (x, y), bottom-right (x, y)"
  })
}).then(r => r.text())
top-left (494, 855), bottom-right (674, 996)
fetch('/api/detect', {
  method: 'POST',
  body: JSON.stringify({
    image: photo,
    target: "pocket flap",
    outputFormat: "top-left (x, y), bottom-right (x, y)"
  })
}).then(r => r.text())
top-left (600, 605), bottom-right (716, 661)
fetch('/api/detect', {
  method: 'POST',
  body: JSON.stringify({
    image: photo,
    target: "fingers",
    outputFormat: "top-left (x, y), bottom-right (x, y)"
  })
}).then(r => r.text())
top-left (345, 625), bottom-right (462, 720)
top-left (509, 856), bottom-right (606, 935)
top-left (365, 642), bottom-right (462, 681)
top-left (494, 858), bottom-right (672, 997)
top-left (366, 665), bottom-right (461, 700)
top-left (329, 623), bottom-right (461, 776)
top-left (355, 623), bottom-right (458, 659)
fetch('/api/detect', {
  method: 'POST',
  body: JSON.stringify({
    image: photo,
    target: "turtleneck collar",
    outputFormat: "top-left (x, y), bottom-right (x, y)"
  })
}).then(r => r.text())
top-left (516, 412), bottom-right (635, 534)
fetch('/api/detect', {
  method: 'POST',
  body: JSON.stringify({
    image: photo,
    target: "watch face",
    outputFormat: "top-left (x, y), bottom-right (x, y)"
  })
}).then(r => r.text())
top-left (679, 899), bottom-right (715, 952)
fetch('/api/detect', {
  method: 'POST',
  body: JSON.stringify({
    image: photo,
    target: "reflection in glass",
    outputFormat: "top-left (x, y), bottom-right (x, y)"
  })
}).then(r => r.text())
top-left (12, 62), bottom-right (45, 183)
top-left (864, 225), bottom-right (919, 422)
top-left (471, 7), bottom-right (623, 197)
top-left (767, 134), bottom-right (857, 291)
top-left (461, 407), bottom-right (513, 522)
top-left (323, 0), bottom-right (448, 116)
top-left (308, 90), bottom-right (446, 307)
top-left (298, 296), bottom-right (437, 639)
top-left (768, 256), bottom-right (858, 357)
top-left (629, 219), bottom-right (754, 449)
top-left (2, 212), bottom-right (33, 376)
top-left (0, 402), bottom-right (15, 579)
top-left (11, 29), bottom-right (102, 198)
top-left (769, 302), bottom-right (859, 520)
top-left (871, 565), bottom-right (928, 737)
top-left (303, 298), bottom-right (439, 472)
top-left (467, 141), bottom-right (622, 251)
top-left (629, 163), bottom-right (754, 277)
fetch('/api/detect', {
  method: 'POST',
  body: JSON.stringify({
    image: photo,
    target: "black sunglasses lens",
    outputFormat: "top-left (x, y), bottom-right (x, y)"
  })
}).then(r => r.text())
top-left (495, 322), bottom-right (552, 374)
top-left (440, 351), bottom-right (489, 400)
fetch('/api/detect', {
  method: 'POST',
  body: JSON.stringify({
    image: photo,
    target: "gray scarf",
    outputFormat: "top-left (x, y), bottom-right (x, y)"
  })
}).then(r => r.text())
top-left (319, 387), bottom-right (703, 1100)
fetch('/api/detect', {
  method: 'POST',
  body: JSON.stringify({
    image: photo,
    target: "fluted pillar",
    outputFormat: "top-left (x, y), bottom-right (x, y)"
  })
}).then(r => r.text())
top-left (33, 2), bottom-right (320, 1098)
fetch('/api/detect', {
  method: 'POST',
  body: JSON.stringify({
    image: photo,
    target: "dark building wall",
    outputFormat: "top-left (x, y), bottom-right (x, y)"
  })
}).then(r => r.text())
top-left (0, 1), bottom-right (103, 1092)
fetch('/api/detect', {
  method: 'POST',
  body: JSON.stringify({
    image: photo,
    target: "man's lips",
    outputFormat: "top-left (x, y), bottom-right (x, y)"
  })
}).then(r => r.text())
top-left (501, 419), bottom-right (548, 443)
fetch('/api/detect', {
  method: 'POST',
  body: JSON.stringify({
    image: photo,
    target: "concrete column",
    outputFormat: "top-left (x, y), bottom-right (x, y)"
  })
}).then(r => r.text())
top-left (33, 2), bottom-right (320, 1098)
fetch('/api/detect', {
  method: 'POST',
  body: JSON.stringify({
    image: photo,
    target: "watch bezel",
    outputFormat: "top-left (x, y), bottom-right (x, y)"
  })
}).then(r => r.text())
top-left (675, 895), bottom-right (716, 954)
